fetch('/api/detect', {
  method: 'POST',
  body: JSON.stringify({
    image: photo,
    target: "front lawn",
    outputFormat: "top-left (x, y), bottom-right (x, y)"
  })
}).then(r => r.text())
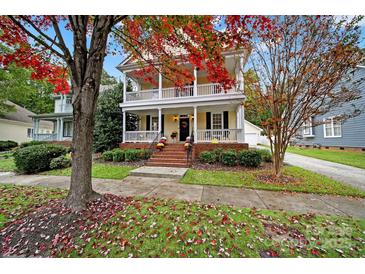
top-left (0, 184), bottom-right (364, 258)
top-left (43, 163), bottom-right (134, 180)
top-left (0, 155), bottom-right (16, 172)
top-left (181, 166), bottom-right (365, 197)
top-left (287, 146), bottom-right (365, 169)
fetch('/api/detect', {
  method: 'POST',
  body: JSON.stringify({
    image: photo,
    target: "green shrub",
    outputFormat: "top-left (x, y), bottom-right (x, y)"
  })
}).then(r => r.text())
top-left (238, 150), bottom-right (262, 167)
top-left (13, 144), bottom-right (67, 173)
top-left (212, 148), bottom-right (224, 163)
top-left (256, 149), bottom-right (272, 162)
top-left (125, 149), bottom-right (141, 162)
top-left (199, 151), bottom-right (217, 164)
top-left (140, 149), bottom-right (152, 160)
top-left (101, 150), bottom-right (114, 161)
top-left (20, 140), bottom-right (46, 148)
top-left (112, 149), bottom-right (125, 162)
top-left (221, 150), bottom-right (237, 166)
top-left (50, 155), bottom-right (71, 170)
top-left (0, 140), bottom-right (18, 151)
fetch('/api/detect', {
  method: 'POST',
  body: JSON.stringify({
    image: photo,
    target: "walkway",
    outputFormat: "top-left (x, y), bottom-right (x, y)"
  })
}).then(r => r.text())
top-left (0, 172), bottom-right (364, 219)
top-left (284, 152), bottom-right (365, 191)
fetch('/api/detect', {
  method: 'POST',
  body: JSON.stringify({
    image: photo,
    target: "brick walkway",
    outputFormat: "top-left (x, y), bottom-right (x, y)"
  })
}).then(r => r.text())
top-left (0, 171), bottom-right (364, 219)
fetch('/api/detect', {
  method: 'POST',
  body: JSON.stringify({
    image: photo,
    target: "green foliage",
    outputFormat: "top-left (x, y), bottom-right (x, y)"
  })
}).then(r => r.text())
top-left (93, 83), bottom-right (138, 153)
top-left (125, 149), bottom-right (142, 162)
top-left (238, 150), bottom-right (262, 167)
top-left (199, 151), bottom-right (217, 164)
top-left (13, 144), bottom-right (67, 174)
top-left (20, 140), bottom-right (46, 148)
top-left (256, 149), bottom-right (272, 162)
top-left (0, 140), bottom-right (18, 152)
top-left (101, 151), bottom-right (114, 161)
top-left (50, 155), bottom-right (71, 170)
top-left (0, 63), bottom-right (54, 115)
top-left (221, 150), bottom-right (237, 166)
top-left (112, 149), bottom-right (125, 162)
top-left (212, 148), bottom-right (225, 163)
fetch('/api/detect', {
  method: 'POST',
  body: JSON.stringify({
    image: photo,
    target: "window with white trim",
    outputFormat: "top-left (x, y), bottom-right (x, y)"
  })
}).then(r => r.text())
top-left (151, 117), bottom-right (158, 131)
top-left (302, 118), bottom-right (313, 136)
top-left (211, 113), bottom-right (223, 129)
top-left (63, 121), bottom-right (73, 137)
top-left (323, 117), bottom-right (342, 138)
top-left (27, 128), bottom-right (33, 138)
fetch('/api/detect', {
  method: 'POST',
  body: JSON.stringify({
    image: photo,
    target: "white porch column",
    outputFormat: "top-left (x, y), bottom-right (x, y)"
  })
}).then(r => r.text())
top-left (193, 106), bottom-right (198, 143)
top-left (158, 108), bottom-right (162, 134)
top-left (158, 70), bottom-right (162, 99)
top-left (123, 74), bottom-right (127, 103)
top-left (239, 55), bottom-right (244, 93)
top-left (59, 118), bottom-right (64, 141)
top-left (122, 110), bottom-right (126, 143)
top-left (193, 68), bottom-right (198, 96)
top-left (238, 104), bottom-right (245, 143)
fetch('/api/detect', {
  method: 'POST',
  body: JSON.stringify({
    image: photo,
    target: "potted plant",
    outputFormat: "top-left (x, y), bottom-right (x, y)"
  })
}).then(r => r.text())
top-left (156, 142), bottom-right (165, 151)
top-left (170, 131), bottom-right (178, 142)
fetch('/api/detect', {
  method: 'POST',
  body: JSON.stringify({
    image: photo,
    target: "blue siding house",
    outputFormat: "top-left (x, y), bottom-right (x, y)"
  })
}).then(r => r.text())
top-left (295, 66), bottom-right (365, 150)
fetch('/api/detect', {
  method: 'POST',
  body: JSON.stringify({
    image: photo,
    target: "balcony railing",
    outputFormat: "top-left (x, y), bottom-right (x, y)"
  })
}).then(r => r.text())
top-left (196, 129), bottom-right (244, 143)
top-left (125, 83), bottom-right (239, 102)
top-left (125, 131), bottom-right (160, 143)
top-left (33, 133), bottom-right (58, 141)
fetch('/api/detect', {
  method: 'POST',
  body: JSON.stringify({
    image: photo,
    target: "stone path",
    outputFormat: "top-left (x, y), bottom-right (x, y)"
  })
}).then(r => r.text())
top-left (284, 152), bottom-right (365, 191)
top-left (1, 171), bottom-right (364, 219)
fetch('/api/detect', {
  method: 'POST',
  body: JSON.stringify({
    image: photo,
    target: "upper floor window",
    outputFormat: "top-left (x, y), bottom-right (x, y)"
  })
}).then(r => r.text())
top-left (212, 113), bottom-right (223, 129)
top-left (302, 118), bottom-right (313, 136)
top-left (66, 98), bottom-right (72, 105)
top-left (323, 117), bottom-right (342, 138)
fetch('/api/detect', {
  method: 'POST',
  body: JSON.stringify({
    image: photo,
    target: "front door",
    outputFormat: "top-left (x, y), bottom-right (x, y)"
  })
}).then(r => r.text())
top-left (179, 116), bottom-right (190, 141)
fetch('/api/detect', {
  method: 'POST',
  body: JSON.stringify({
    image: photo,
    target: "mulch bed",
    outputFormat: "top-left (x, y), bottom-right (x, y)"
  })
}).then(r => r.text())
top-left (191, 161), bottom-right (273, 172)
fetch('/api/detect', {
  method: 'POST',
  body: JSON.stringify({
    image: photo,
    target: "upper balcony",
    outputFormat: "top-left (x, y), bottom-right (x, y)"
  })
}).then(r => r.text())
top-left (118, 49), bottom-right (248, 108)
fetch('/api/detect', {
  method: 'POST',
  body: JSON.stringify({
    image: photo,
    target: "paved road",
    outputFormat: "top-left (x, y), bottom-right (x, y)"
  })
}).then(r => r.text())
top-left (0, 172), bottom-right (364, 219)
top-left (284, 152), bottom-right (365, 191)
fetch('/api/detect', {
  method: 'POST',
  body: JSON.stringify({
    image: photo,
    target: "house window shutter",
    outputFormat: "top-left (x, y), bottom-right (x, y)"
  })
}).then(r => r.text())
top-left (146, 115), bottom-right (150, 130)
top-left (223, 111), bottom-right (229, 129)
top-left (206, 112), bottom-right (211, 129)
top-left (161, 115), bottom-right (165, 134)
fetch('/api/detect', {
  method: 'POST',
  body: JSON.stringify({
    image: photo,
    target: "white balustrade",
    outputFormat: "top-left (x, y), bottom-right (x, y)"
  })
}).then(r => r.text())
top-left (125, 131), bottom-right (159, 142)
top-left (196, 129), bottom-right (244, 143)
top-left (33, 133), bottom-right (58, 141)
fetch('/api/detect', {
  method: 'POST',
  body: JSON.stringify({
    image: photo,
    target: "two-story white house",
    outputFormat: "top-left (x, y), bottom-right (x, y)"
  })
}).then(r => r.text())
top-left (118, 48), bottom-right (250, 146)
top-left (30, 93), bottom-right (73, 141)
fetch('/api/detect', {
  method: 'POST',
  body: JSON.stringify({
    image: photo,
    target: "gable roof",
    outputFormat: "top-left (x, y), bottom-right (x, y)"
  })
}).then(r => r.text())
top-left (0, 101), bottom-right (52, 127)
top-left (245, 120), bottom-right (263, 132)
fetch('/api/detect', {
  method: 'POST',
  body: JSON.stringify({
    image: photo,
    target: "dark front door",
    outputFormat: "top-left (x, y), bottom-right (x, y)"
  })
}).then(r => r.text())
top-left (179, 117), bottom-right (190, 142)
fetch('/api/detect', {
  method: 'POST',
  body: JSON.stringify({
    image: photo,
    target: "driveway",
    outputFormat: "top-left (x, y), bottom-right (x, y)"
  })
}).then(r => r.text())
top-left (284, 152), bottom-right (365, 191)
top-left (0, 172), bottom-right (364, 219)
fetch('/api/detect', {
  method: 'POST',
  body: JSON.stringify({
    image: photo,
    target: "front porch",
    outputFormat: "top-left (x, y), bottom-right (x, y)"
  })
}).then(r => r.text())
top-left (30, 113), bottom-right (73, 141)
top-left (122, 103), bottom-right (246, 144)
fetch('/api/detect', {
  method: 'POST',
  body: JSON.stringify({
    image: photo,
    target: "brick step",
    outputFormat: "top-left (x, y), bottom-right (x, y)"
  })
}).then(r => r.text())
top-left (161, 148), bottom-right (186, 152)
top-left (146, 162), bottom-right (188, 168)
top-left (151, 154), bottom-right (186, 159)
top-left (148, 158), bottom-right (187, 164)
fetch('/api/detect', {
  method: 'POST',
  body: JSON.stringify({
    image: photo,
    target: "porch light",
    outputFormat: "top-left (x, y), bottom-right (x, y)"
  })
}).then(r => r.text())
top-left (173, 115), bottom-right (179, 122)
top-left (189, 114), bottom-right (194, 120)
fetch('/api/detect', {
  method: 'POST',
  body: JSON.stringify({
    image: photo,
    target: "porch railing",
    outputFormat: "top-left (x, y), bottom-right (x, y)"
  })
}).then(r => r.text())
top-left (33, 133), bottom-right (57, 141)
top-left (125, 131), bottom-right (160, 143)
top-left (196, 129), bottom-right (244, 143)
top-left (125, 83), bottom-right (239, 102)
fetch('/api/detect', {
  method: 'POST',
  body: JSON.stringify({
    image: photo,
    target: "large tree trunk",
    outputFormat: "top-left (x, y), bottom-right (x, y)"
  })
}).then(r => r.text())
top-left (65, 16), bottom-right (115, 210)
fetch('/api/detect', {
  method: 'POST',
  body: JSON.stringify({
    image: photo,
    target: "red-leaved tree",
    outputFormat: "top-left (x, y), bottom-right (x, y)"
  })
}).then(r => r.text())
top-left (0, 15), bottom-right (269, 210)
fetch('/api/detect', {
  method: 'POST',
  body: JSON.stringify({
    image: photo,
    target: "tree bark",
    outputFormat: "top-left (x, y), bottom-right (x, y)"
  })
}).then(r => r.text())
top-left (65, 16), bottom-right (115, 210)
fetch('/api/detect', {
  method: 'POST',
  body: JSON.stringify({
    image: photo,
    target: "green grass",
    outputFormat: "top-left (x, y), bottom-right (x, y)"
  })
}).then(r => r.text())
top-left (287, 146), bottom-right (365, 169)
top-left (181, 166), bottom-right (365, 197)
top-left (0, 156), bottom-right (16, 171)
top-left (43, 163), bottom-right (134, 180)
top-left (1, 184), bottom-right (364, 258)
top-left (0, 184), bottom-right (66, 228)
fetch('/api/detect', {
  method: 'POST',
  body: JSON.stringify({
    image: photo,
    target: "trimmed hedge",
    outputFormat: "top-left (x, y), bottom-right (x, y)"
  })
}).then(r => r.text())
top-left (238, 150), bottom-right (262, 167)
top-left (113, 149), bottom-right (125, 162)
top-left (101, 150), bottom-right (114, 161)
top-left (199, 151), bottom-right (217, 164)
top-left (221, 150), bottom-right (237, 166)
top-left (0, 140), bottom-right (18, 152)
top-left (50, 155), bottom-right (71, 170)
top-left (257, 149), bottom-right (272, 162)
top-left (13, 144), bottom-right (67, 173)
top-left (20, 140), bottom-right (46, 148)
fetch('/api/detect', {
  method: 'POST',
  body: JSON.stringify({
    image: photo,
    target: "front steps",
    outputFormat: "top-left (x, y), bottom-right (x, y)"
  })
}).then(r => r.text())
top-left (146, 143), bottom-right (190, 168)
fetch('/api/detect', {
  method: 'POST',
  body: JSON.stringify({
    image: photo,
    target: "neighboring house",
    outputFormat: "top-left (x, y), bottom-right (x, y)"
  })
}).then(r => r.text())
top-left (244, 120), bottom-right (263, 147)
top-left (0, 101), bottom-right (53, 144)
top-left (30, 85), bottom-right (116, 142)
top-left (295, 66), bottom-right (365, 151)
